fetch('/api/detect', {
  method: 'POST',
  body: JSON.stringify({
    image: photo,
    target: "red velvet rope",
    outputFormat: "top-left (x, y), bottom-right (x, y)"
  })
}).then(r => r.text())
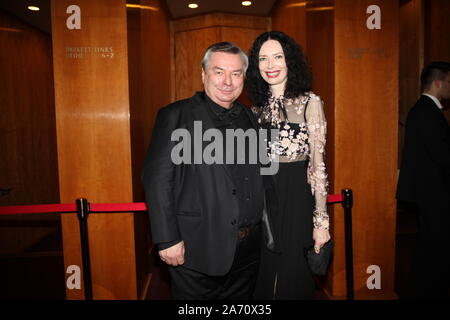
top-left (0, 194), bottom-right (344, 216)
top-left (0, 203), bottom-right (77, 215)
top-left (89, 202), bottom-right (148, 212)
top-left (327, 194), bottom-right (343, 204)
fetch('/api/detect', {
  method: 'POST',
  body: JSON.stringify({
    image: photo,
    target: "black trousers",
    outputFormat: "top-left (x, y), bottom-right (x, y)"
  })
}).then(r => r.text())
top-left (408, 199), bottom-right (450, 299)
top-left (168, 224), bottom-right (261, 300)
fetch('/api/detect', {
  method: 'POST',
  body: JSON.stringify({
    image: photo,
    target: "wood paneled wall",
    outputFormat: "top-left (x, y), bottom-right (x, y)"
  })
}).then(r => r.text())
top-left (173, 27), bottom-right (219, 100)
top-left (127, 0), bottom-right (172, 299)
top-left (0, 10), bottom-right (59, 253)
top-left (424, 0), bottom-right (450, 120)
top-left (399, 0), bottom-right (424, 165)
top-left (271, 0), bottom-right (307, 52)
top-left (51, 0), bottom-right (137, 299)
top-left (334, 0), bottom-right (398, 299)
top-left (305, 5), bottom-right (336, 294)
top-left (424, 0), bottom-right (450, 63)
top-left (399, 0), bottom-right (450, 134)
top-left (5, 0), bottom-right (442, 300)
top-left (171, 13), bottom-right (269, 102)
top-left (306, 3), bottom-right (335, 201)
top-left (131, 0), bottom-right (172, 200)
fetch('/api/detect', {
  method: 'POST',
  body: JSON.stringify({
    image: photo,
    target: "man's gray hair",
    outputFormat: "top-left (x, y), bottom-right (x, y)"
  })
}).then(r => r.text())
top-left (201, 42), bottom-right (248, 73)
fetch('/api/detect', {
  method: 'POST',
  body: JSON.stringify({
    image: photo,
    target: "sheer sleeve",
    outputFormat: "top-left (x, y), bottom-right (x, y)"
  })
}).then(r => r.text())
top-left (305, 94), bottom-right (330, 230)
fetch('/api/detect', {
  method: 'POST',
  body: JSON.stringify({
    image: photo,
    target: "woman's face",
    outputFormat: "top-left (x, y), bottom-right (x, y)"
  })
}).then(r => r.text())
top-left (258, 39), bottom-right (288, 91)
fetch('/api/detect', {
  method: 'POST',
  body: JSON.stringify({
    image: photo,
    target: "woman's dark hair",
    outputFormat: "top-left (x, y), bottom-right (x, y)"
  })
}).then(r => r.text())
top-left (245, 31), bottom-right (312, 107)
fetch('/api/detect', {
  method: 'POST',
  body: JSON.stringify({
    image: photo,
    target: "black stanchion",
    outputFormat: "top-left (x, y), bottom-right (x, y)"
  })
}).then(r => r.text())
top-left (76, 198), bottom-right (93, 300)
top-left (342, 189), bottom-right (354, 300)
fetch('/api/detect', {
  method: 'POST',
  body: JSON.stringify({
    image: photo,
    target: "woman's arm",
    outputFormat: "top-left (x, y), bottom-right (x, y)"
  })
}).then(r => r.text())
top-left (306, 94), bottom-right (331, 251)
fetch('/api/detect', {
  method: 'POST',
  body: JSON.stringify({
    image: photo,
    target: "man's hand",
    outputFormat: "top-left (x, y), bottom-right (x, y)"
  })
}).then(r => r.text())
top-left (159, 241), bottom-right (185, 266)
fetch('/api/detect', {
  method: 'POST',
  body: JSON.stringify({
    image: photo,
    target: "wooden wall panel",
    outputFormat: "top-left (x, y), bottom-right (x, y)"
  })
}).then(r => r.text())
top-left (220, 27), bottom-right (267, 54)
top-left (0, 11), bottom-right (59, 253)
top-left (127, 0), bottom-right (172, 299)
top-left (399, 0), bottom-right (424, 165)
top-left (334, 0), bottom-right (398, 299)
top-left (174, 28), bottom-right (219, 100)
top-left (424, 0), bottom-right (450, 63)
top-left (0, 11), bottom-right (58, 207)
top-left (172, 13), bottom-right (269, 102)
top-left (51, 0), bottom-right (136, 299)
top-left (220, 26), bottom-right (267, 105)
top-left (305, 6), bottom-right (336, 295)
top-left (171, 13), bottom-right (269, 34)
top-left (271, 0), bottom-right (307, 52)
top-left (424, 0), bottom-right (450, 121)
top-left (127, 8), bottom-right (142, 201)
top-left (126, 5), bottom-right (146, 300)
top-left (136, 0), bottom-right (172, 187)
top-left (306, 6), bottom-right (335, 185)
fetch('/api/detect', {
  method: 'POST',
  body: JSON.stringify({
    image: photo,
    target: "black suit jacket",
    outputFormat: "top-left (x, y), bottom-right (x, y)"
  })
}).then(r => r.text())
top-left (397, 95), bottom-right (450, 205)
top-left (141, 92), bottom-right (266, 276)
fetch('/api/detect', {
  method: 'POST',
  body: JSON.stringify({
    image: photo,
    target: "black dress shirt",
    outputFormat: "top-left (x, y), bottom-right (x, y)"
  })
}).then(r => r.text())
top-left (203, 92), bottom-right (263, 229)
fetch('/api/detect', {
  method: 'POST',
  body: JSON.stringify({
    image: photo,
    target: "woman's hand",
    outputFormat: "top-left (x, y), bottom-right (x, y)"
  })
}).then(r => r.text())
top-left (313, 228), bottom-right (331, 253)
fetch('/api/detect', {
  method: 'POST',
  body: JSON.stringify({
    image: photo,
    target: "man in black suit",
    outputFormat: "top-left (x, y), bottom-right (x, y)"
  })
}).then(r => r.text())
top-left (397, 61), bottom-right (450, 299)
top-left (141, 42), bottom-right (267, 299)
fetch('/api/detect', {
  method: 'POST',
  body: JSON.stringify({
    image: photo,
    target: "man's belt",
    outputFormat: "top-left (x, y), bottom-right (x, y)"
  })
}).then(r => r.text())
top-left (237, 222), bottom-right (261, 240)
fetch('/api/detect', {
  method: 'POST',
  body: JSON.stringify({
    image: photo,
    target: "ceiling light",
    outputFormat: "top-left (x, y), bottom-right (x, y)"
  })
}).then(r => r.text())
top-left (27, 6), bottom-right (40, 11)
top-left (242, 1), bottom-right (252, 6)
top-left (0, 27), bottom-right (23, 33)
top-left (188, 3), bottom-right (198, 9)
top-left (126, 4), bottom-right (158, 11)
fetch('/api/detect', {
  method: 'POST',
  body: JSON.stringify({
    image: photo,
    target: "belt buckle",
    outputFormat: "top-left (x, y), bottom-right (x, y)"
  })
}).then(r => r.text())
top-left (238, 227), bottom-right (250, 240)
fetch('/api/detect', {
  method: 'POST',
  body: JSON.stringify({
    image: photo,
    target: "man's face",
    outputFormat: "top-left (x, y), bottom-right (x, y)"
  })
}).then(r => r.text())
top-left (438, 73), bottom-right (450, 100)
top-left (202, 52), bottom-right (245, 109)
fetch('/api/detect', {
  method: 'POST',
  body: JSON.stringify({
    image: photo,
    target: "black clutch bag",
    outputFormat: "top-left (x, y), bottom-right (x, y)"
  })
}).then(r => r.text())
top-left (304, 240), bottom-right (334, 276)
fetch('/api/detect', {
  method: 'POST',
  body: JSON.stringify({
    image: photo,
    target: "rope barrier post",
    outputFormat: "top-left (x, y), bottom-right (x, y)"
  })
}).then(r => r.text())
top-left (76, 198), bottom-right (93, 300)
top-left (342, 189), bottom-right (354, 300)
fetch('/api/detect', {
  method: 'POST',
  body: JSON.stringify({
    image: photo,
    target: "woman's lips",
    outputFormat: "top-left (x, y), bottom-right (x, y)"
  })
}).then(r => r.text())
top-left (266, 71), bottom-right (280, 78)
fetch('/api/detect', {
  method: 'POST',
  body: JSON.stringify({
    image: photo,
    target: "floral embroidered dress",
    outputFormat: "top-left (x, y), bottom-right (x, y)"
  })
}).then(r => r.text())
top-left (256, 91), bottom-right (329, 230)
top-left (253, 92), bottom-right (330, 300)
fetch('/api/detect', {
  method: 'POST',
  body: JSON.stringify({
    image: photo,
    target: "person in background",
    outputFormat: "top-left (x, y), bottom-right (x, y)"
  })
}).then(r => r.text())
top-left (397, 61), bottom-right (450, 300)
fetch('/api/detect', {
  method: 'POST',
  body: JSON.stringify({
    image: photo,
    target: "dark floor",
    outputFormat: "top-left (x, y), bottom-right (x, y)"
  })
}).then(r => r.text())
top-left (147, 204), bottom-right (420, 300)
top-left (0, 205), bottom-right (420, 300)
top-left (145, 249), bottom-right (330, 300)
top-left (0, 227), bottom-right (66, 299)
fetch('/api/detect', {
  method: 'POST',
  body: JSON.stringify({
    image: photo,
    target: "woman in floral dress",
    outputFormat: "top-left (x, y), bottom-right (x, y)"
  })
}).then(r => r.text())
top-left (246, 31), bottom-right (331, 299)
